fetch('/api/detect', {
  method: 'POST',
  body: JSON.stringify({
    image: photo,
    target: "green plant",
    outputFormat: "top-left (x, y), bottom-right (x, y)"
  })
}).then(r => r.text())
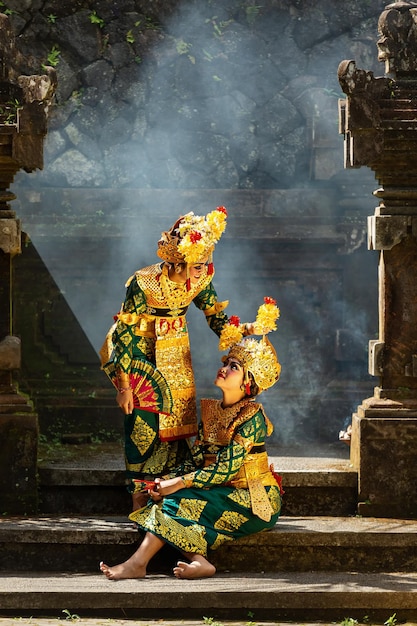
top-left (0, 98), bottom-right (21, 124)
top-left (206, 17), bottom-right (233, 38)
top-left (70, 89), bottom-right (84, 110)
top-left (144, 16), bottom-right (161, 31)
top-left (89, 10), bottom-right (104, 28)
top-left (340, 619), bottom-right (358, 626)
top-left (203, 49), bottom-right (213, 61)
top-left (62, 609), bottom-right (80, 621)
top-left (0, 1), bottom-right (14, 16)
top-left (176, 38), bottom-right (192, 55)
top-left (47, 14), bottom-right (57, 23)
top-left (42, 45), bottom-right (60, 69)
top-left (203, 618), bottom-right (224, 626)
top-left (175, 38), bottom-right (195, 64)
top-left (126, 19), bottom-right (159, 46)
top-left (384, 614), bottom-right (397, 626)
top-left (246, 5), bottom-right (262, 24)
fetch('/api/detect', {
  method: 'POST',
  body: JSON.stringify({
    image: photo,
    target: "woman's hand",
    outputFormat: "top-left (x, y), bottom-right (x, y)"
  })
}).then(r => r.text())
top-left (243, 322), bottom-right (255, 336)
top-left (149, 476), bottom-right (185, 500)
top-left (116, 388), bottom-right (134, 414)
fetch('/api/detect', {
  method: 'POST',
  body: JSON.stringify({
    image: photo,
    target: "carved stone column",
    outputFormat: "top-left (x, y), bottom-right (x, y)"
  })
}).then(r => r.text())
top-left (0, 14), bottom-right (56, 514)
top-left (338, 0), bottom-right (417, 517)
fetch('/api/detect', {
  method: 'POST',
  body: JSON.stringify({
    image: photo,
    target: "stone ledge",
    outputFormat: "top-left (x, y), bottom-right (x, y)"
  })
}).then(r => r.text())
top-left (2, 514), bottom-right (416, 545)
top-left (1, 515), bottom-right (417, 574)
top-left (0, 570), bottom-right (416, 622)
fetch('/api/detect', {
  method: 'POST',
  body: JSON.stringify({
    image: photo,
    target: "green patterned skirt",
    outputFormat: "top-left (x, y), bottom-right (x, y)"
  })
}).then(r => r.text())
top-left (124, 411), bottom-right (191, 490)
top-left (129, 484), bottom-right (281, 556)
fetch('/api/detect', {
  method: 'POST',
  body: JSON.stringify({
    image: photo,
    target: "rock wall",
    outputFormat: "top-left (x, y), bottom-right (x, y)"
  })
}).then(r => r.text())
top-left (4, 0), bottom-right (388, 445)
top-left (9, 0), bottom-right (384, 189)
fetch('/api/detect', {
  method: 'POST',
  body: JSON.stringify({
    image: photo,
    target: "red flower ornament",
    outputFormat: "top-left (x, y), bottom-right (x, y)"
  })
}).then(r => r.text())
top-left (189, 231), bottom-right (202, 244)
top-left (229, 315), bottom-right (241, 327)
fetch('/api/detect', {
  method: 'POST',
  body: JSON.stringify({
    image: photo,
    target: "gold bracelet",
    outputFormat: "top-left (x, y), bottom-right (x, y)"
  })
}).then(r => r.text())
top-left (181, 475), bottom-right (193, 488)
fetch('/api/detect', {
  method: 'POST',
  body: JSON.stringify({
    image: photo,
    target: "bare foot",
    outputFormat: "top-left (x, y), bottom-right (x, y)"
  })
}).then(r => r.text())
top-left (173, 557), bottom-right (216, 579)
top-left (99, 560), bottom-right (146, 580)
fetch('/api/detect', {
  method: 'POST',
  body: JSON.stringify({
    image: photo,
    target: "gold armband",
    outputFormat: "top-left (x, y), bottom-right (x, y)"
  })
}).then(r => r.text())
top-left (204, 300), bottom-right (229, 316)
top-left (117, 371), bottom-right (130, 385)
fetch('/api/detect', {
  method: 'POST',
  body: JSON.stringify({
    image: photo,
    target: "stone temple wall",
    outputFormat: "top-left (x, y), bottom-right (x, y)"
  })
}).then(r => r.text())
top-left (5, 0), bottom-right (387, 446)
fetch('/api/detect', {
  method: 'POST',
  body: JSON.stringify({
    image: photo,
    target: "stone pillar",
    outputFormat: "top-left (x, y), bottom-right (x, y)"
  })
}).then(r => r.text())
top-left (338, 0), bottom-right (417, 518)
top-left (0, 14), bottom-right (56, 514)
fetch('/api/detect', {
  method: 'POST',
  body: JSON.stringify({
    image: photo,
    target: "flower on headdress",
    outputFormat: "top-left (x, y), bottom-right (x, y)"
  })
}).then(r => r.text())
top-left (254, 296), bottom-right (280, 335)
top-left (189, 231), bottom-right (202, 243)
top-left (229, 315), bottom-right (240, 327)
top-left (218, 315), bottom-right (244, 351)
top-left (206, 206), bottom-right (228, 240)
top-left (177, 207), bottom-right (228, 265)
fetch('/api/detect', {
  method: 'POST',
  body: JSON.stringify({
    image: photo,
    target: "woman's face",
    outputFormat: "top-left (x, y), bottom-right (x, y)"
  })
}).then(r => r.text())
top-left (188, 258), bottom-right (209, 283)
top-left (214, 357), bottom-right (244, 392)
top-left (171, 258), bottom-right (209, 284)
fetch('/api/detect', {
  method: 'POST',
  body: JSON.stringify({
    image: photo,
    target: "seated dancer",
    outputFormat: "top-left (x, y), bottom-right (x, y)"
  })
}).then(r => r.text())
top-left (100, 207), bottom-right (254, 510)
top-left (100, 297), bottom-right (283, 580)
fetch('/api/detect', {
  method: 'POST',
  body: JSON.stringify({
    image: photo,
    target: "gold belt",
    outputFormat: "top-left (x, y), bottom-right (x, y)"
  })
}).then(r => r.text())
top-left (133, 314), bottom-right (188, 339)
top-left (133, 316), bottom-right (155, 337)
top-left (205, 451), bottom-right (276, 522)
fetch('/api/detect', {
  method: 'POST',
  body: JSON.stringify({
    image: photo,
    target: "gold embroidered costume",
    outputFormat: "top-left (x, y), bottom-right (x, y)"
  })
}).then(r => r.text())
top-left (102, 263), bottom-right (230, 490)
top-left (100, 207), bottom-right (231, 493)
top-left (130, 397), bottom-right (282, 555)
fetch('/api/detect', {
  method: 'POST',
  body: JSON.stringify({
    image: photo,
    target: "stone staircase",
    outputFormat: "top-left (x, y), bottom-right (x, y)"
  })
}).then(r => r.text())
top-left (1, 441), bottom-right (417, 622)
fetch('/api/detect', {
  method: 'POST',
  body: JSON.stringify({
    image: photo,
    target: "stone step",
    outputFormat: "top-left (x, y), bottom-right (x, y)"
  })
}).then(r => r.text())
top-left (2, 515), bottom-right (417, 622)
top-left (37, 443), bottom-right (358, 517)
top-left (0, 569), bottom-right (416, 623)
top-left (1, 515), bottom-right (417, 574)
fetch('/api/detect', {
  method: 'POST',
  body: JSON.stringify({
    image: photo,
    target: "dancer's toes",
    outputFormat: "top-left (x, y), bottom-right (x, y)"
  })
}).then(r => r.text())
top-left (99, 558), bottom-right (146, 580)
top-left (173, 560), bottom-right (187, 578)
top-left (173, 559), bottom-right (216, 579)
top-left (99, 561), bottom-right (114, 580)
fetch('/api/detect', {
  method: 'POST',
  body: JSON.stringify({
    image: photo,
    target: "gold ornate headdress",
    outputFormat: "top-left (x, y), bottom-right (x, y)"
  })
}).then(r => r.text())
top-left (157, 206), bottom-right (227, 266)
top-left (225, 336), bottom-right (281, 392)
top-left (219, 297), bottom-right (281, 393)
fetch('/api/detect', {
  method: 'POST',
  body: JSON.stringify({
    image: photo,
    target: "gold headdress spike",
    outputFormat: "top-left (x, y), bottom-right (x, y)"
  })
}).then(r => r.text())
top-left (219, 297), bottom-right (281, 393)
top-left (157, 206), bottom-right (228, 271)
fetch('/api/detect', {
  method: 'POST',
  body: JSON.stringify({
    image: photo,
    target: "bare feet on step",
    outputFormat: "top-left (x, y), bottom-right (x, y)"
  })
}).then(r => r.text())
top-left (99, 559), bottom-right (146, 580)
top-left (173, 556), bottom-right (216, 579)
